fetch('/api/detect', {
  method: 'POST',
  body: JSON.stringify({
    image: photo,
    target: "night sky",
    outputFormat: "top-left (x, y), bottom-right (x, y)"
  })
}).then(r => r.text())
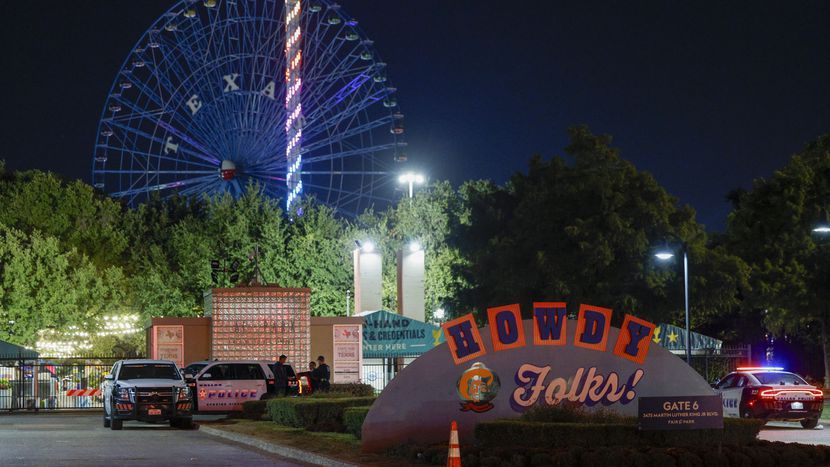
top-left (1, 1), bottom-right (829, 231)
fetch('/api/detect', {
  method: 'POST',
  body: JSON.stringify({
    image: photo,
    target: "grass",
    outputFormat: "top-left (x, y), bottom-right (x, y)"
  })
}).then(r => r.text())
top-left (200, 418), bottom-right (423, 466)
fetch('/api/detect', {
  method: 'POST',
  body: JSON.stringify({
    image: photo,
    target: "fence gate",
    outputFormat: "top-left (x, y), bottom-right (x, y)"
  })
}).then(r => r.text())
top-left (0, 355), bottom-right (139, 411)
top-left (687, 345), bottom-right (753, 383)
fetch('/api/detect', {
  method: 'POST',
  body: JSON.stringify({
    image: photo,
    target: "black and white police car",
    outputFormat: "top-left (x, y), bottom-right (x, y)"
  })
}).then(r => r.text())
top-left (713, 367), bottom-right (824, 428)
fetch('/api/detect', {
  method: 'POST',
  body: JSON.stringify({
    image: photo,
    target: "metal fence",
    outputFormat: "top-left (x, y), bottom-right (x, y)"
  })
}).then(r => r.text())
top-left (362, 355), bottom-right (420, 394)
top-left (0, 354), bottom-right (139, 411)
top-left (684, 345), bottom-right (753, 383)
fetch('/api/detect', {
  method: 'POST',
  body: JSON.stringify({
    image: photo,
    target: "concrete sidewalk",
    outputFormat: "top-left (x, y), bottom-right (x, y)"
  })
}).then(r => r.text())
top-left (200, 424), bottom-right (357, 467)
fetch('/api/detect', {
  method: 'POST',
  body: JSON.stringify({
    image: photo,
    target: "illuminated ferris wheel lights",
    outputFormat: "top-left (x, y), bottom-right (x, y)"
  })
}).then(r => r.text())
top-left (94, 0), bottom-right (404, 215)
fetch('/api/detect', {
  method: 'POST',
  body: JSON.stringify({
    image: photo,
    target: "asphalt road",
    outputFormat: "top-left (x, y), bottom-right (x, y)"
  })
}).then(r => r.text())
top-left (0, 413), bottom-right (308, 466)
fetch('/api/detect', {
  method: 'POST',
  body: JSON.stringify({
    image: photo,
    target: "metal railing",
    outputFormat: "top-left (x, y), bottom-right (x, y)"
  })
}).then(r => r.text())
top-left (0, 354), bottom-right (141, 411)
top-left (362, 355), bottom-right (421, 394)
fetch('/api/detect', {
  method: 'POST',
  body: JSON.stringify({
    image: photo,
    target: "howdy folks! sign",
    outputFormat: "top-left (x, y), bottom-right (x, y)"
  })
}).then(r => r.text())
top-left (361, 302), bottom-right (717, 452)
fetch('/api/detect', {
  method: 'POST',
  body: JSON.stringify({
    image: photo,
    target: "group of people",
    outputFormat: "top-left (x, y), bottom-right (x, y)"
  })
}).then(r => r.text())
top-left (271, 354), bottom-right (330, 395)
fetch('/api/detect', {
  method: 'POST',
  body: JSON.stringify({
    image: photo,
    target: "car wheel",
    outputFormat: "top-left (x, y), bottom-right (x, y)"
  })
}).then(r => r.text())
top-left (801, 418), bottom-right (819, 429)
top-left (110, 418), bottom-right (123, 430)
top-left (260, 392), bottom-right (276, 400)
top-left (741, 409), bottom-right (752, 419)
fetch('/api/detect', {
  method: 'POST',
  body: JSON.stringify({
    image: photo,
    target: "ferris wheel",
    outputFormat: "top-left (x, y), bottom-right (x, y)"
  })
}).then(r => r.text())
top-left (91, 0), bottom-right (406, 215)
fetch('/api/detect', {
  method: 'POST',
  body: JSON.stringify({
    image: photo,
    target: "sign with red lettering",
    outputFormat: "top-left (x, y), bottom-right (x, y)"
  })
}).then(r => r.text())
top-left (362, 302), bottom-right (718, 453)
top-left (333, 324), bottom-right (362, 384)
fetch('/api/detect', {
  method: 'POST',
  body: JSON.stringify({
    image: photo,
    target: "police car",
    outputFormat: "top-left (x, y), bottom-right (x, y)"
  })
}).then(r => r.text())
top-left (713, 367), bottom-right (824, 428)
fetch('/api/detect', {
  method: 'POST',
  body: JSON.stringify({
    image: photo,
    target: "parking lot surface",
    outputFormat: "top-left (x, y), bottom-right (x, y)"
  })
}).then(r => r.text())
top-left (759, 421), bottom-right (830, 445)
top-left (0, 412), bottom-right (307, 466)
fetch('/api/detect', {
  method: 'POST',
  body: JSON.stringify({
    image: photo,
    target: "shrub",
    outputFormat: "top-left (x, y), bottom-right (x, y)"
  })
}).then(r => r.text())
top-left (476, 420), bottom-right (639, 449)
top-left (267, 398), bottom-right (304, 427)
top-left (267, 396), bottom-right (375, 431)
top-left (392, 442), bottom-right (830, 466)
top-left (475, 417), bottom-right (763, 450)
top-left (521, 402), bottom-right (636, 425)
top-left (316, 383), bottom-right (375, 397)
top-left (240, 400), bottom-right (268, 420)
top-left (343, 406), bottom-right (370, 438)
top-left (0, 378), bottom-right (10, 390)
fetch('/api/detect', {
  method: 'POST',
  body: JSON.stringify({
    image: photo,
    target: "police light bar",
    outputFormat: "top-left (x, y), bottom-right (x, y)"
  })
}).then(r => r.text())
top-left (736, 366), bottom-right (785, 371)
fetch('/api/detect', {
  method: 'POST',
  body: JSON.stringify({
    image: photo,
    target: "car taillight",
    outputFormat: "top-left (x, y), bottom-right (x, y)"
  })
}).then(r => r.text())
top-left (267, 379), bottom-right (275, 385)
top-left (757, 387), bottom-right (823, 399)
top-left (758, 386), bottom-right (776, 399)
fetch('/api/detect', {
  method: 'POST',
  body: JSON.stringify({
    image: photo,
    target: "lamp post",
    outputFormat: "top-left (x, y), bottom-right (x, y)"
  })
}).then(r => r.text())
top-left (812, 213), bottom-right (830, 386)
top-left (398, 172), bottom-right (425, 198)
top-left (655, 243), bottom-right (691, 364)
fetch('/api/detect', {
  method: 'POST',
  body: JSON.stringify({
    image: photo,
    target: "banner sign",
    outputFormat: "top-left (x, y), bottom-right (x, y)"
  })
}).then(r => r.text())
top-left (639, 395), bottom-right (724, 430)
top-left (154, 325), bottom-right (184, 367)
top-left (333, 325), bottom-right (362, 384)
top-left (362, 310), bottom-right (444, 357)
top-left (362, 301), bottom-right (718, 453)
top-left (652, 323), bottom-right (722, 352)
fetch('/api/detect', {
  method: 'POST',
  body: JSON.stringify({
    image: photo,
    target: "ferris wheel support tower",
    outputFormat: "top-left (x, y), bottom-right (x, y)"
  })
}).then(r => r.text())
top-left (285, 0), bottom-right (304, 211)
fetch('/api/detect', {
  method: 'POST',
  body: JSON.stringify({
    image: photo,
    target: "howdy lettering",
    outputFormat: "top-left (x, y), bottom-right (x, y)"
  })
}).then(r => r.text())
top-left (511, 364), bottom-right (644, 412)
top-left (442, 302), bottom-right (656, 365)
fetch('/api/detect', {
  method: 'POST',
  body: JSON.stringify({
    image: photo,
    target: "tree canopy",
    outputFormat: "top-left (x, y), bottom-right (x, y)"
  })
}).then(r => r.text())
top-left (726, 135), bottom-right (830, 379)
top-left (455, 126), bottom-right (749, 328)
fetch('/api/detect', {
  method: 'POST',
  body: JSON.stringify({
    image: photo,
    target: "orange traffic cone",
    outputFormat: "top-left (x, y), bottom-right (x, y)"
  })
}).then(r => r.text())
top-left (447, 420), bottom-right (461, 467)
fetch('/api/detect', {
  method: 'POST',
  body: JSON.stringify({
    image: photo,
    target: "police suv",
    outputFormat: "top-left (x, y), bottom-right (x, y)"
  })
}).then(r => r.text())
top-left (102, 359), bottom-right (193, 430)
top-left (714, 367), bottom-right (823, 428)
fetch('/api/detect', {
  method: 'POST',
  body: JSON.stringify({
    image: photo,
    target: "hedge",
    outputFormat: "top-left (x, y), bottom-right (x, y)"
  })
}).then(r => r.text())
top-left (316, 383), bottom-right (375, 397)
top-left (392, 441), bottom-right (830, 466)
top-left (343, 406), bottom-right (370, 439)
top-left (240, 400), bottom-right (269, 420)
top-left (474, 418), bottom-right (764, 448)
top-left (267, 396), bottom-right (375, 432)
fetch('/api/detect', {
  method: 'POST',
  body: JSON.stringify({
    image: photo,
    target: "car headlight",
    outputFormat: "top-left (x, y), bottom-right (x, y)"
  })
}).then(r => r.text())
top-left (177, 387), bottom-right (190, 400)
top-left (116, 387), bottom-right (134, 401)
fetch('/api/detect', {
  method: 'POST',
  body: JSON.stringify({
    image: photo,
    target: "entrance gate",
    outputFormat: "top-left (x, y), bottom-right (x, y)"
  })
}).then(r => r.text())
top-left (0, 354), bottom-right (141, 411)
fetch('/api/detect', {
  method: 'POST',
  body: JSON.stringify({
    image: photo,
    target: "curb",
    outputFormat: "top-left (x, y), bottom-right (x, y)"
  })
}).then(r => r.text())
top-left (200, 425), bottom-right (357, 467)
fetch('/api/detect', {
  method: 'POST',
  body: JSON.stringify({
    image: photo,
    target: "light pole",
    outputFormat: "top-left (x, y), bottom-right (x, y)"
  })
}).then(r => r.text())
top-left (655, 243), bottom-right (691, 364)
top-left (398, 172), bottom-right (425, 198)
top-left (813, 213), bottom-right (830, 386)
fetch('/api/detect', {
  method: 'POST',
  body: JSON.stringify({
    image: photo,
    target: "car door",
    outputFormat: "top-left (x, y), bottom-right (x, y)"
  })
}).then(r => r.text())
top-left (717, 374), bottom-right (742, 417)
top-left (229, 364), bottom-right (267, 410)
top-left (196, 363), bottom-right (234, 412)
top-left (103, 362), bottom-right (119, 415)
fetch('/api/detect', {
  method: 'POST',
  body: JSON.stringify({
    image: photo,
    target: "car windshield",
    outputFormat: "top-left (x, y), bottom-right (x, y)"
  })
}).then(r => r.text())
top-left (753, 372), bottom-right (808, 386)
top-left (119, 364), bottom-right (180, 380)
top-left (183, 363), bottom-right (207, 376)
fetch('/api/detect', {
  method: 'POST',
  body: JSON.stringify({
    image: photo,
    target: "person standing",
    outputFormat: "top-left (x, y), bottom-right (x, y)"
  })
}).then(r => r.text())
top-left (272, 354), bottom-right (289, 396)
top-left (314, 355), bottom-right (330, 391)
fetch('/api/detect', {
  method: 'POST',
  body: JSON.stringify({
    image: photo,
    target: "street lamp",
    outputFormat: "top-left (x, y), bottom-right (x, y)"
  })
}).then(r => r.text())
top-left (398, 172), bottom-right (425, 198)
top-left (814, 214), bottom-right (830, 234)
top-left (654, 243), bottom-right (691, 365)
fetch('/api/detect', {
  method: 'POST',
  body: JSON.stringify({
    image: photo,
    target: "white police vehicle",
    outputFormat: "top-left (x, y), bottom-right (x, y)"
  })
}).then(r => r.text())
top-left (713, 367), bottom-right (823, 428)
top-left (102, 359), bottom-right (193, 430)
